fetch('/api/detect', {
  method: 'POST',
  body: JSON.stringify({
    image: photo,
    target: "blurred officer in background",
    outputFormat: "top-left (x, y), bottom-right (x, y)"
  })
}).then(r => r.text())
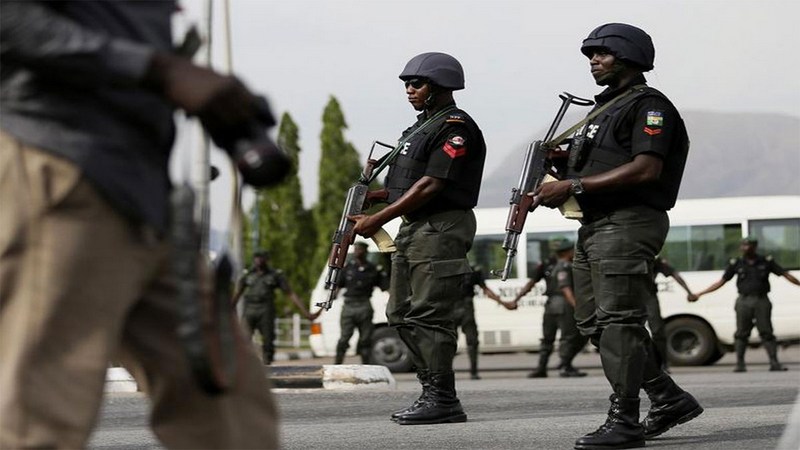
top-left (694, 236), bottom-right (800, 372)
top-left (232, 251), bottom-right (318, 365)
top-left (456, 265), bottom-right (506, 379)
top-left (512, 239), bottom-right (588, 378)
top-left (333, 241), bottom-right (388, 364)
top-left (647, 256), bottom-right (698, 372)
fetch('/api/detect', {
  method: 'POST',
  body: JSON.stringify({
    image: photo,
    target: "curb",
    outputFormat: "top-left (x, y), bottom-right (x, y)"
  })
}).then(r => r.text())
top-left (105, 367), bottom-right (138, 393)
top-left (104, 363), bottom-right (395, 393)
top-left (268, 364), bottom-right (396, 391)
top-left (272, 350), bottom-right (315, 361)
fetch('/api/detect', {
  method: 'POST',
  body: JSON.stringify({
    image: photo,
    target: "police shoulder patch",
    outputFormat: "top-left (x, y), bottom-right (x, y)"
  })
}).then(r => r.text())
top-left (766, 255), bottom-right (774, 261)
top-left (729, 258), bottom-right (738, 265)
top-left (557, 271), bottom-right (568, 281)
top-left (445, 113), bottom-right (466, 124)
top-left (442, 135), bottom-right (467, 158)
top-left (646, 110), bottom-right (664, 126)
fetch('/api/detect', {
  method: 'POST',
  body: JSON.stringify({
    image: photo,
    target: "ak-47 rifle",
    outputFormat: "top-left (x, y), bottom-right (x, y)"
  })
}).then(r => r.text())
top-left (494, 92), bottom-right (594, 281)
top-left (317, 141), bottom-right (397, 311)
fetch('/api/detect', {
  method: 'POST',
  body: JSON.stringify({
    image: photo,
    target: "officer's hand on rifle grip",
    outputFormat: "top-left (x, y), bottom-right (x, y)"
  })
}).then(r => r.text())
top-left (533, 180), bottom-right (572, 208)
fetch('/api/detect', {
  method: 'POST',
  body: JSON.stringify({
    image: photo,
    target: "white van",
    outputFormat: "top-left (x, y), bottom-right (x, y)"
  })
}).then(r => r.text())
top-left (309, 196), bottom-right (800, 372)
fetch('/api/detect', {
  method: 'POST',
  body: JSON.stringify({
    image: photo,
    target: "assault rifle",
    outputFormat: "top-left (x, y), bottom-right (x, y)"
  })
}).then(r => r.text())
top-left (494, 92), bottom-right (594, 281)
top-left (317, 141), bottom-right (397, 311)
top-left (172, 184), bottom-right (237, 394)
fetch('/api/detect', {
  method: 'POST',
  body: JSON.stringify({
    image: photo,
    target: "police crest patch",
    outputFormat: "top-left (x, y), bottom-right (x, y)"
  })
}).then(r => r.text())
top-left (646, 111), bottom-right (663, 126)
top-left (443, 136), bottom-right (467, 158)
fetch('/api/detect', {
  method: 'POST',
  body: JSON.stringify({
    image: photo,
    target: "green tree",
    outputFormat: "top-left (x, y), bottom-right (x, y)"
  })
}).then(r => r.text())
top-left (245, 112), bottom-right (317, 315)
top-left (313, 96), bottom-right (363, 270)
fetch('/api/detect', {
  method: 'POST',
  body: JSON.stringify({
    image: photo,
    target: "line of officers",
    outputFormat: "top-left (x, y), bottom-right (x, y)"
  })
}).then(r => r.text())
top-left (236, 235), bottom-right (800, 376)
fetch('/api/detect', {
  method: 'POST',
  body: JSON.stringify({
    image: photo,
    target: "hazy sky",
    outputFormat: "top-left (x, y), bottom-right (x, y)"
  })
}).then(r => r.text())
top-left (175, 0), bottom-right (800, 229)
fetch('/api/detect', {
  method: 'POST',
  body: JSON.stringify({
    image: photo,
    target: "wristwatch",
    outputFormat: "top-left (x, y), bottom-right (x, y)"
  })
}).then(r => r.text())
top-left (569, 178), bottom-right (585, 195)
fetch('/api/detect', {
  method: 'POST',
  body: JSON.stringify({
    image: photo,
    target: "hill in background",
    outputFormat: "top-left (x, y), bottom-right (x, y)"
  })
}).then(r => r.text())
top-left (478, 111), bottom-right (800, 207)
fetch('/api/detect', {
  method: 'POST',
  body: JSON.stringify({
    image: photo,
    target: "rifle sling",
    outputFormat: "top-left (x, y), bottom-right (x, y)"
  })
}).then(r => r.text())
top-left (364, 105), bottom-right (458, 183)
top-left (545, 84), bottom-right (647, 148)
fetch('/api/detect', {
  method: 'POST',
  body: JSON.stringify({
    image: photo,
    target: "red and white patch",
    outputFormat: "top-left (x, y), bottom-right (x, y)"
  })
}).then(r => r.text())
top-left (442, 136), bottom-right (467, 158)
top-left (643, 127), bottom-right (662, 136)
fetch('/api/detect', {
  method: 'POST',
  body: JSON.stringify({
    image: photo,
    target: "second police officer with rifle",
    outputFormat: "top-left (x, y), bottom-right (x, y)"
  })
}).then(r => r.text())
top-left (533, 24), bottom-right (703, 449)
top-left (351, 52), bottom-right (486, 425)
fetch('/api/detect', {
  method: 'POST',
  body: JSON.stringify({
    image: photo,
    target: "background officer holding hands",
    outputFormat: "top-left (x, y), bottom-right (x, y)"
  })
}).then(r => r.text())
top-left (511, 239), bottom-right (589, 378)
top-left (351, 52), bottom-right (486, 425)
top-left (694, 236), bottom-right (800, 372)
top-left (534, 23), bottom-right (702, 449)
top-left (456, 265), bottom-right (506, 379)
top-left (231, 251), bottom-right (318, 365)
top-left (333, 241), bottom-right (388, 365)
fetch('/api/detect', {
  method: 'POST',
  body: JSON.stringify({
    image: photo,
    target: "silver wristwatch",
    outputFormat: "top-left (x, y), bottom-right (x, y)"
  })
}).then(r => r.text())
top-left (570, 178), bottom-right (585, 195)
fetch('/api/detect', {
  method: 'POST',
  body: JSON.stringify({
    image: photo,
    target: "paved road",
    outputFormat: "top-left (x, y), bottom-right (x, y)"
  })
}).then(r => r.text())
top-left (89, 348), bottom-right (800, 449)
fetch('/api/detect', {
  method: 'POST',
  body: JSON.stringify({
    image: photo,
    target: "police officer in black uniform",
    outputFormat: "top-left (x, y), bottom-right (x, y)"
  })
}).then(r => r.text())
top-left (648, 256), bottom-right (698, 372)
top-left (512, 239), bottom-right (589, 378)
top-left (535, 24), bottom-right (703, 448)
top-left (456, 265), bottom-right (505, 380)
top-left (231, 251), bottom-right (316, 364)
top-left (334, 242), bottom-right (388, 364)
top-left (694, 236), bottom-right (800, 372)
top-left (351, 52), bottom-right (486, 425)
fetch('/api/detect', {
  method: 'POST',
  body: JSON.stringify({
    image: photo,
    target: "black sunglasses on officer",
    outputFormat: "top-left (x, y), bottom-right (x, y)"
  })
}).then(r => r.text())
top-left (404, 78), bottom-right (428, 89)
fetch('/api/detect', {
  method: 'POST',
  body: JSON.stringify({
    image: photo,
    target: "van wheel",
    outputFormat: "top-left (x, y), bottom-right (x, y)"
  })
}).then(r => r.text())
top-left (370, 327), bottom-right (413, 373)
top-left (666, 317), bottom-right (717, 366)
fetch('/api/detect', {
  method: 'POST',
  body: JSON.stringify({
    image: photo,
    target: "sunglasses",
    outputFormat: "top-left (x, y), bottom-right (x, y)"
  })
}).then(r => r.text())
top-left (404, 78), bottom-right (428, 89)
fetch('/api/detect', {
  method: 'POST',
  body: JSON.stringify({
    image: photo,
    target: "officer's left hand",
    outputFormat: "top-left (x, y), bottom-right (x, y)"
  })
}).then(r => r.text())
top-left (349, 214), bottom-right (381, 238)
top-left (308, 308), bottom-right (323, 321)
top-left (531, 180), bottom-right (572, 208)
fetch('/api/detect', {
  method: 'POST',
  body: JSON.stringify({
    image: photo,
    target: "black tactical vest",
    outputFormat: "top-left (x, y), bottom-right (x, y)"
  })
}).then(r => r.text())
top-left (242, 268), bottom-right (283, 305)
top-left (385, 107), bottom-right (484, 213)
top-left (731, 256), bottom-right (774, 295)
top-left (565, 87), bottom-right (689, 213)
top-left (385, 111), bottom-right (452, 202)
top-left (341, 260), bottom-right (381, 299)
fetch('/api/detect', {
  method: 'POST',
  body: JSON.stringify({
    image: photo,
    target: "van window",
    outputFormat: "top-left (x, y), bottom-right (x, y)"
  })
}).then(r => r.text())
top-left (661, 224), bottom-right (742, 272)
top-left (749, 218), bottom-right (800, 270)
top-left (469, 234), bottom-right (515, 278)
top-left (526, 232), bottom-right (578, 277)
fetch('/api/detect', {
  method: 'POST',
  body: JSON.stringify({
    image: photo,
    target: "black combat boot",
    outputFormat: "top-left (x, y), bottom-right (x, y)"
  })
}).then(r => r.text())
top-left (764, 340), bottom-right (788, 371)
top-left (396, 371), bottom-right (467, 425)
top-left (334, 352), bottom-right (345, 365)
top-left (640, 374), bottom-right (703, 439)
top-left (733, 340), bottom-right (747, 372)
top-left (468, 347), bottom-right (481, 380)
top-left (574, 395), bottom-right (645, 449)
top-left (390, 370), bottom-right (430, 421)
top-left (528, 350), bottom-right (551, 378)
top-left (559, 361), bottom-right (587, 378)
top-left (359, 348), bottom-right (371, 365)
